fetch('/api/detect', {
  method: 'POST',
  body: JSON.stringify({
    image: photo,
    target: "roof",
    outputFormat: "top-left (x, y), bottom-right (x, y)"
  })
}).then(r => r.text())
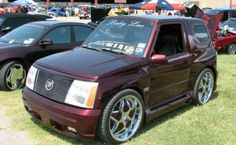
top-left (111, 15), bottom-right (202, 22)
top-left (28, 20), bottom-right (88, 27)
top-left (0, 13), bottom-right (51, 19)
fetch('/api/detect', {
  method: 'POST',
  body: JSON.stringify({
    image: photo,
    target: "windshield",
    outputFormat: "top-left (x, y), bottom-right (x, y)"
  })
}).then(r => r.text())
top-left (220, 19), bottom-right (236, 31)
top-left (205, 9), bottom-right (221, 15)
top-left (83, 18), bottom-right (154, 57)
top-left (0, 24), bottom-right (44, 45)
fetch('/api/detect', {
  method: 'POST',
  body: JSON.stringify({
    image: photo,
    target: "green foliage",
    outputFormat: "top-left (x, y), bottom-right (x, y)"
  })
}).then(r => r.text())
top-left (0, 55), bottom-right (235, 145)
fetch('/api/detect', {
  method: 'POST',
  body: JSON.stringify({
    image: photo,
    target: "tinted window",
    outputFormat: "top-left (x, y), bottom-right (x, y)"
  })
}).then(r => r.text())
top-left (73, 26), bottom-right (93, 42)
top-left (193, 25), bottom-right (210, 43)
top-left (0, 24), bottom-right (44, 45)
top-left (2, 18), bottom-right (34, 29)
top-left (43, 26), bottom-right (71, 44)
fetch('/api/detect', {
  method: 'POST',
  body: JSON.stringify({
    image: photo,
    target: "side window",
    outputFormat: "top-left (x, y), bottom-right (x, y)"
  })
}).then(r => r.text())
top-left (43, 26), bottom-right (71, 44)
top-left (193, 25), bottom-right (210, 43)
top-left (231, 11), bottom-right (236, 18)
top-left (154, 24), bottom-right (184, 57)
top-left (73, 26), bottom-right (93, 42)
top-left (2, 18), bottom-right (34, 29)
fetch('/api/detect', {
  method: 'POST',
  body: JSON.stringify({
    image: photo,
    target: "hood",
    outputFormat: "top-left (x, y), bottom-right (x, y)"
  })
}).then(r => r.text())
top-left (182, 2), bottom-right (223, 39)
top-left (36, 47), bottom-right (146, 80)
top-left (0, 40), bottom-right (22, 49)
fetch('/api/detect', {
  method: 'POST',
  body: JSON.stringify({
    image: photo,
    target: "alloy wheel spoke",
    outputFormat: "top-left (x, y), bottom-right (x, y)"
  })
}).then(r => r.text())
top-left (114, 126), bottom-right (126, 136)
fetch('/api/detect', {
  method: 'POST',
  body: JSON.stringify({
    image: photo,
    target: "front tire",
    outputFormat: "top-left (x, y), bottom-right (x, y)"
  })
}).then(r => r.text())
top-left (193, 68), bottom-right (214, 105)
top-left (0, 61), bottom-right (26, 91)
top-left (227, 44), bottom-right (236, 54)
top-left (98, 89), bottom-right (144, 144)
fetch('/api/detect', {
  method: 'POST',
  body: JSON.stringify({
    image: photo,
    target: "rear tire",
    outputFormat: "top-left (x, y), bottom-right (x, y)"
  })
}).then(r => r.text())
top-left (98, 89), bottom-right (144, 144)
top-left (0, 61), bottom-right (26, 91)
top-left (193, 68), bottom-right (214, 105)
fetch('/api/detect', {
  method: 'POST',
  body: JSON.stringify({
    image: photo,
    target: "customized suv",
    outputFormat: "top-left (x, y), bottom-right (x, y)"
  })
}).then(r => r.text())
top-left (23, 16), bottom-right (217, 144)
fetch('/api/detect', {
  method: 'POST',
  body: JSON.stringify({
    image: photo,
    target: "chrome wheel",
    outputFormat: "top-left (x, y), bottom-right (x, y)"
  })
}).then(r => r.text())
top-left (197, 70), bottom-right (214, 104)
top-left (5, 64), bottom-right (26, 90)
top-left (109, 95), bottom-right (143, 142)
top-left (227, 44), bottom-right (236, 54)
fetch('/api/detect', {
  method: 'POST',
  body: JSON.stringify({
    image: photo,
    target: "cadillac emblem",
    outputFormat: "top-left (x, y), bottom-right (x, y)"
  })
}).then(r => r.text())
top-left (45, 79), bottom-right (54, 91)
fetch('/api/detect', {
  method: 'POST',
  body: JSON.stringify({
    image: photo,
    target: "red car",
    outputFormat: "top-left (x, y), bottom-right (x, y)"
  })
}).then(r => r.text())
top-left (214, 18), bottom-right (236, 54)
top-left (23, 16), bottom-right (217, 144)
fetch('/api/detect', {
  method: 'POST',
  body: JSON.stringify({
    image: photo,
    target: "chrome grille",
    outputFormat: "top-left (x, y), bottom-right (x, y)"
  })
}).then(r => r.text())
top-left (34, 70), bottom-right (73, 103)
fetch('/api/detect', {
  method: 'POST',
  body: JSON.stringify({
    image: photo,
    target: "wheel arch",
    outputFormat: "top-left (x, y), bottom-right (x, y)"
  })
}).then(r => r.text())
top-left (0, 58), bottom-right (27, 69)
top-left (206, 65), bottom-right (217, 90)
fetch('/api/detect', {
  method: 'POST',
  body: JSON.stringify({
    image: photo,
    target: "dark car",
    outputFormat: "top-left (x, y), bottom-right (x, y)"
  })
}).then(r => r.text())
top-left (0, 21), bottom-right (94, 91)
top-left (214, 18), bottom-right (236, 54)
top-left (23, 16), bottom-right (217, 144)
top-left (0, 13), bottom-right (52, 36)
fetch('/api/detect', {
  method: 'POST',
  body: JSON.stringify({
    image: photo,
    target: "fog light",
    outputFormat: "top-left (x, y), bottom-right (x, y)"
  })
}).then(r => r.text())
top-left (67, 126), bottom-right (77, 133)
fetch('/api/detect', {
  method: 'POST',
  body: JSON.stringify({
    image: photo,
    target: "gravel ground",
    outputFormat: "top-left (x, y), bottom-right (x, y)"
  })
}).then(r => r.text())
top-left (0, 110), bottom-right (31, 145)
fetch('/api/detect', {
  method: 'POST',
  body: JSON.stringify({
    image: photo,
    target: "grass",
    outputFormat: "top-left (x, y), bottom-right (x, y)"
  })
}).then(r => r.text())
top-left (0, 55), bottom-right (236, 145)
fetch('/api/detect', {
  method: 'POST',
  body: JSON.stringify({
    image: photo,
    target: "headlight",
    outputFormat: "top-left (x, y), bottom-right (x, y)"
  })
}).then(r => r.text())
top-left (65, 80), bottom-right (98, 108)
top-left (26, 66), bottom-right (38, 90)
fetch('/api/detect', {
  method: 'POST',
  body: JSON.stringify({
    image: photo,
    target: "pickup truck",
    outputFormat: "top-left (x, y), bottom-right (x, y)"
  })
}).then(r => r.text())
top-left (23, 15), bottom-right (217, 144)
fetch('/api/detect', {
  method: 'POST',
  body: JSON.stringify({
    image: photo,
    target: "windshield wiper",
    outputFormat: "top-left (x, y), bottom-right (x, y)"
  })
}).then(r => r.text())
top-left (82, 45), bottom-right (101, 52)
top-left (102, 48), bottom-right (130, 56)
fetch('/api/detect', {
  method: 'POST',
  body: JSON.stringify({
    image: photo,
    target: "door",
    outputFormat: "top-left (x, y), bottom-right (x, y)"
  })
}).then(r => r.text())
top-left (149, 23), bottom-right (191, 107)
top-left (39, 25), bottom-right (75, 57)
top-left (25, 26), bottom-right (74, 65)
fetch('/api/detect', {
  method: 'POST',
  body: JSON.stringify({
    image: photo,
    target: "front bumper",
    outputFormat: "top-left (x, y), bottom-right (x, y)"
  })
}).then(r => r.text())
top-left (22, 87), bottom-right (101, 140)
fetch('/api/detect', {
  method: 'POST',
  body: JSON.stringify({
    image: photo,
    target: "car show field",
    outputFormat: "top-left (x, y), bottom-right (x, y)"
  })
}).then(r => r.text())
top-left (0, 55), bottom-right (235, 145)
top-left (0, 0), bottom-right (236, 143)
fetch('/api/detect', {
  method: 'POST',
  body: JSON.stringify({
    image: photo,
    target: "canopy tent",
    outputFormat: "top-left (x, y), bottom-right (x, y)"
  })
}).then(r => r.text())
top-left (129, 0), bottom-right (173, 10)
top-left (12, 0), bottom-right (38, 5)
top-left (129, 0), bottom-right (185, 10)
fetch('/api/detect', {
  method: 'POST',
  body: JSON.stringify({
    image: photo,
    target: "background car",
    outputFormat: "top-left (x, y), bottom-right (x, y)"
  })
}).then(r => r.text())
top-left (205, 8), bottom-right (236, 25)
top-left (214, 18), bottom-right (236, 54)
top-left (0, 21), bottom-right (94, 91)
top-left (0, 13), bottom-right (52, 36)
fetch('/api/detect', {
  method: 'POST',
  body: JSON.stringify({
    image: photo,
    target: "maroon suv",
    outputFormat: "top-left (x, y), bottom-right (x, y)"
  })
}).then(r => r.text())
top-left (23, 16), bottom-right (217, 144)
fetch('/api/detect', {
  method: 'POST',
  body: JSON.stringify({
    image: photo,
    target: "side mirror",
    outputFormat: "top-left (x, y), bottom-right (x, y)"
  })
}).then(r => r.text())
top-left (1, 27), bottom-right (12, 33)
top-left (151, 54), bottom-right (168, 64)
top-left (39, 39), bottom-right (53, 46)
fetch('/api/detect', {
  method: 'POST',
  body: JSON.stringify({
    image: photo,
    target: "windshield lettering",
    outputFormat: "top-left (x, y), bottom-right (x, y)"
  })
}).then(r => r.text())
top-left (83, 18), bottom-right (153, 56)
top-left (108, 20), bottom-right (145, 28)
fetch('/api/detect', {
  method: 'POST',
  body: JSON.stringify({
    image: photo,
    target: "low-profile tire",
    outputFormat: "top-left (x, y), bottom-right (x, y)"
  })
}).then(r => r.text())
top-left (227, 44), bottom-right (236, 54)
top-left (0, 61), bottom-right (26, 91)
top-left (193, 68), bottom-right (215, 105)
top-left (98, 89), bottom-right (144, 144)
